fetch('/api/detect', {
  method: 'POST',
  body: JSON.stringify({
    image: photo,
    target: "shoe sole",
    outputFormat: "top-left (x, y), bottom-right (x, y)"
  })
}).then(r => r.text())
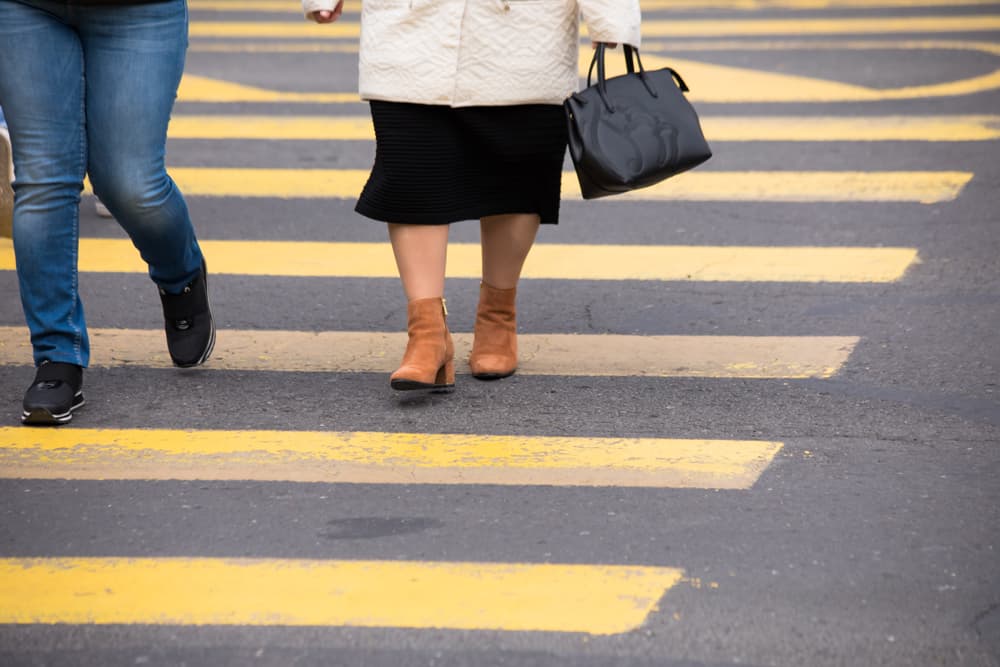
top-left (173, 322), bottom-right (216, 369)
top-left (21, 394), bottom-right (85, 426)
top-left (390, 379), bottom-right (455, 393)
top-left (471, 370), bottom-right (517, 381)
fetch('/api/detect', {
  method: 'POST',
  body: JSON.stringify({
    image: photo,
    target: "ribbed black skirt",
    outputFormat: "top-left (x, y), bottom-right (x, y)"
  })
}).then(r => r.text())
top-left (355, 101), bottom-right (569, 225)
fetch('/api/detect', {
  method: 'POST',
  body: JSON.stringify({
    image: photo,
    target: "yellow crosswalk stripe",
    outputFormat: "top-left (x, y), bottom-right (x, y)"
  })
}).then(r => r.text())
top-left (0, 239), bottom-right (920, 282)
top-left (82, 168), bottom-right (971, 203)
top-left (166, 114), bottom-right (1000, 142)
top-left (177, 73), bottom-right (359, 103)
top-left (0, 327), bottom-right (860, 379)
top-left (700, 115), bottom-right (1000, 141)
top-left (188, 17), bottom-right (1000, 38)
top-left (189, 0), bottom-right (998, 10)
top-left (637, 0), bottom-right (996, 7)
top-left (0, 557), bottom-right (684, 634)
top-left (177, 47), bottom-right (1000, 103)
top-left (0, 427), bottom-right (784, 489)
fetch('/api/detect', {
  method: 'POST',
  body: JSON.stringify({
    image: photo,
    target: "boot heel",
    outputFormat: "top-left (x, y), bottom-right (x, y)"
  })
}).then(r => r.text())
top-left (432, 359), bottom-right (456, 392)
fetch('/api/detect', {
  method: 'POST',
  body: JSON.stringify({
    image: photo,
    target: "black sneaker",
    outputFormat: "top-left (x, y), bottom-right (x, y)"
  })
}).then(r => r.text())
top-left (159, 260), bottom-right (215, 368)
top-left (22, 361), bottom-right (85, 426)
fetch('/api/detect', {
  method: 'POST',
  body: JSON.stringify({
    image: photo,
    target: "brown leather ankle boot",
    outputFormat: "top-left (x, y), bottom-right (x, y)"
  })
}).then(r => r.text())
top-left (390, 297), bottom-right (455, 391)
top-left (469, 283), bottom-right (518, 380)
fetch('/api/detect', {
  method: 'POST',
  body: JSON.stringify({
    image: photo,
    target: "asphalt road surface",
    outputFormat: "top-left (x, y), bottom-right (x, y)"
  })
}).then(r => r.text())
top-left (1, 1), bottom-right (999, 665)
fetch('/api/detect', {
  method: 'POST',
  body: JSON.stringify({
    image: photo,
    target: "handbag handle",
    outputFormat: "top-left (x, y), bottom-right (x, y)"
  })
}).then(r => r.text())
top-left (585, 43), bottom-right (691, 113)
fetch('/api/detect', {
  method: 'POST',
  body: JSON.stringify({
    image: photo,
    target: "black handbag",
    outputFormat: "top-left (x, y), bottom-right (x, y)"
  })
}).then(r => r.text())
top-left (564, 44), bottom-right (712, 200)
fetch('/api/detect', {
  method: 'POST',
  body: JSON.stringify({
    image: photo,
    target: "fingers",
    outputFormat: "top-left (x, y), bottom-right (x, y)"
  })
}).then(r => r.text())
top-left (309, 0), bottom-right (343, 23)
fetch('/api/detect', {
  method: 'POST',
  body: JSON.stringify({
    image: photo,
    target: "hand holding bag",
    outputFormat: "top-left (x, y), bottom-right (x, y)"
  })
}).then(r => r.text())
top-left (564, 44), bottom-right (712, 200)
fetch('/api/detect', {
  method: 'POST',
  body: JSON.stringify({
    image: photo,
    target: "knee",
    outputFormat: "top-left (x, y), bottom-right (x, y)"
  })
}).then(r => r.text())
top-left (12, 177), bottom-right (82, 215)
top-left (89, 163), bottom-right (174, 215)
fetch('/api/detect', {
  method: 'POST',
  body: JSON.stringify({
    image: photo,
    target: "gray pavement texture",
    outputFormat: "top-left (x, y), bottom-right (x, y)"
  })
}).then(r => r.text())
top-left (1, 2), bottom-right (1000, 666)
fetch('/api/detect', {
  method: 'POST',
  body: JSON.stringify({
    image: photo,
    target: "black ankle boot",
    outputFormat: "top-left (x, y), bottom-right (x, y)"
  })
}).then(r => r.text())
top-left (159, 261), bottom-right (215, 368)
top-left (22, 361), bottom-right (84, 426)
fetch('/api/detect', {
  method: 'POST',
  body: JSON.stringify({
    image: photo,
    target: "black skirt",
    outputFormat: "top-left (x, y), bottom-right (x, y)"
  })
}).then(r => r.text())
top-left (355, 101), bottom-right (568, 225)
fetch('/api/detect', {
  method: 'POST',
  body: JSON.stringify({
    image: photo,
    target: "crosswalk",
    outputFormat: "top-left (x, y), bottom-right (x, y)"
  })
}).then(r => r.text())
top-left (79, 168), bottom-right (972, 202)
top-left (0, 0), bottom-right (989, 646)
top-left (0, 238), bottom-right (922, 281)
top-left (0, 427), bottom-right (783, 488)
top-left (184, 16), bottom-right (1000, 39)
top-left (0, 328), bottom-right (859, 378)
top-left (0, 557), bottom-right (684, 634)
top-left (164, 113), bottom-right (1000, 141)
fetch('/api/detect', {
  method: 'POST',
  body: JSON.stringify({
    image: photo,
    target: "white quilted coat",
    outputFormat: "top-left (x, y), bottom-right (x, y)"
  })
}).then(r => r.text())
top-left (302, 0), bottom-right (642, 106)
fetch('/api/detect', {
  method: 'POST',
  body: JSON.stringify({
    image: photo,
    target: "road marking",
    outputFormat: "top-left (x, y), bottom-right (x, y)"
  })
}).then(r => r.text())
top-left (189, 0), bottom-right (1000, 10)
top-left (642, 15), bottom-right (1000, 36)
top-left (0, 238), bottom-right (921, 282)
top-left (181, 39), bottom-right (1000, 103)
top-left (615, 52), bottom-right (1000, 103)
top-left (0, 327), bottom-right (860, 379)
top-left (0, 426), bottom-right (784, 489)
top-left (700, 115), bottom-right (1000, 141)
top-left (188, 17), bottom-right (1000, 39)
top-left (170, 114), bottom-right (375, 139)
top-left (636, 39), bottom-right (1000, 101)
top-left (636, 0), bottom-right (999, 7)
top-left (167, 114), bottom-right (1000, 142)
top-left (644, 39), bottom-right (1000, 56)
top-left (79, 168), bottom-right (972, 203)
top-left (0, 557), bottom-right (684, 634)
top-left (188, 43), bottom-right (360, 53)
top-left (178, 74), bottom-right (358, 103)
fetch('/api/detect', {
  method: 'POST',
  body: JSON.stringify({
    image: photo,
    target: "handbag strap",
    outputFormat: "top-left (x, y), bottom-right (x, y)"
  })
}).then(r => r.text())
top-left (624, 44), bottom-right (639, 74)
top-left (586, 43), bottom-right (662, 111)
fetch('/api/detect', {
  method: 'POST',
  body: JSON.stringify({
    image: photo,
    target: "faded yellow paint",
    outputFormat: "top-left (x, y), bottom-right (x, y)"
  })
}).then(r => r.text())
top-left (187, 0), bottom-right (1000, 10)
top-left (188, 21), bottom-right (358, 38)
top-left (166, 114), bottom-right (1000, 142)
top-left (0, 238), bottom-right (921, 282)
top-left (591, 51), bottom-right (1000, 103)
top-left (639, 0), bottom-right (999, 7)
top-left (700, 115), bottom-right (1000, 142)
top-left (75, 168), bottom-right (971, 203)
top-left (188, 43), bottom-right (359, 53)
top-left (642, 15), bottom-right (1000, 37)
top-left (177, 74), bottom-right (358, 103)
top-left (169, 115), bottom-right (375, 139)
top-left (0, 426), bottom-right (784, 488)
top-left (643, 38), bottom-right (1000, 58)
top-left (0, 327), bottom-right (860, 379)
top-left (189, 42), bottom-right (360, 53)
top-left (181, 40), bottom-right (1000, 103)
top-left (190, 0), bottom-right (345, 11)
top-left (639, 40), bottom-right (1000, 103)
top-left (0, 557), bottom-right (684, 633)
top-left (187, 17), bottom-right (1000, 39)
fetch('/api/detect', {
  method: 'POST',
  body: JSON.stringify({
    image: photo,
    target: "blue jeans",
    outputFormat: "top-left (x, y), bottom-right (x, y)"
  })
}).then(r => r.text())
top-left (0, 0), bottom-right (203, 368)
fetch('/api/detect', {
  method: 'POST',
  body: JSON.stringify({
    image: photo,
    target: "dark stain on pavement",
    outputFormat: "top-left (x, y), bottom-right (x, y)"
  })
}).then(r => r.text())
top-left (319, 517), bottom-right (444, 540)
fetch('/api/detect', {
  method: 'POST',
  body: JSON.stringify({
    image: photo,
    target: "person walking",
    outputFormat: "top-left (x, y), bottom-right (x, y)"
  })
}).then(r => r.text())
top-left (306, 0), bottom-right (641, 392)
top-left (0, 0), bottom-right (215, 425)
